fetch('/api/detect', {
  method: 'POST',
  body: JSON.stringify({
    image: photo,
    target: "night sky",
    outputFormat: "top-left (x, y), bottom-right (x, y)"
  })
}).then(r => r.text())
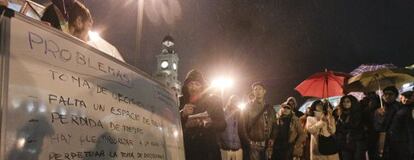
top-left (46, 0), bottom-right (414, 104)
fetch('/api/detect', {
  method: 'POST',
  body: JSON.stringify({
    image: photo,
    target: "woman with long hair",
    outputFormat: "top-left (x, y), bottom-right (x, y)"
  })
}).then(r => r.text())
top-left (306, 100), bottom-right (339, 160)
top-left (335, 95), bottom-right (365, 160)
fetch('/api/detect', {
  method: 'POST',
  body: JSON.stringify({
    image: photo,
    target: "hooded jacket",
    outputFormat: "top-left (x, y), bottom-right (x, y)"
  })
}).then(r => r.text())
top-left (179, 69), bottom-right (226, 160)
top-left (286, 97), bottom-right (304, 118)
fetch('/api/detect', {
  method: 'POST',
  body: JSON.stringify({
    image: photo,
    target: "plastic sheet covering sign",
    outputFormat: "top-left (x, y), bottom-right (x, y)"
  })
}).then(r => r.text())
top-left (2, 16), bottom-right (184, 160)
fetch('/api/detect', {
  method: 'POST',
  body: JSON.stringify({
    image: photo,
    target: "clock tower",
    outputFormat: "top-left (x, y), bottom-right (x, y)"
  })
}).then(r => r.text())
top-left (153, 35), bottom-right (181, 96)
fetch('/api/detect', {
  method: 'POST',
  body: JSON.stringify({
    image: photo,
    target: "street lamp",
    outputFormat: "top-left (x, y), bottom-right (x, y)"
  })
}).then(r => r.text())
top-left (237, 102), bottom-right (246, 111)
top-left (211, 76), bottom-right (234, 107)
top-left (210, 77), bottom-right (234, 89)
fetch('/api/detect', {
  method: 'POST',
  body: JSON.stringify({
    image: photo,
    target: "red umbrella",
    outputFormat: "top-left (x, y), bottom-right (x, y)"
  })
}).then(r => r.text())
top-left (295, 70), bottom-right (350, 98)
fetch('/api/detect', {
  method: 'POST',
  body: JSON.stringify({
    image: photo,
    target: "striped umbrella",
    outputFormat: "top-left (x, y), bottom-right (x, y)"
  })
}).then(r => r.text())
top-left (350, 64), bottom-right (397, 76)
top-left (347, 64), bottom-right (397, 99)
top-left (347, 68), bottom-right (414, 108)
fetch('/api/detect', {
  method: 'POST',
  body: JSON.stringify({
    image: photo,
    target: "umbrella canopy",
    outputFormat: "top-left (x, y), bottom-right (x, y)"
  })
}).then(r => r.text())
top-left (347, 68), bottom-right (414, 93)
top-left (350, 64), bottom-right (397, 76)
top-left (347, 64), bottom-right (397, 98)
top-left (295, 70), bottom-right (349, 98)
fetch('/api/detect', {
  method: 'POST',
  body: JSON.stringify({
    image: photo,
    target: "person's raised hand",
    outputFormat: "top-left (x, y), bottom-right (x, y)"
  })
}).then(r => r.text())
top-left (182, 104), bottom-right (195, 117)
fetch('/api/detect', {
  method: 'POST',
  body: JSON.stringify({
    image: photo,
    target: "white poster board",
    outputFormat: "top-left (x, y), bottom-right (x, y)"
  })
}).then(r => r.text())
top-left (2, 16), bottom-right (184, 160)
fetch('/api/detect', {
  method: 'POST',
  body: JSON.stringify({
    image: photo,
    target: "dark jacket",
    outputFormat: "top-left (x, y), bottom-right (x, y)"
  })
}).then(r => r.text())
top-left (335, 108), bottom-right (364, 151)
top-left (388, 104), bottom-right (413, 160)
top-left (373, 101), bottom-right (399, 132)
top-left (270, 114), bottom-right (306, 160)
top-left (360, 95), bottom-right (380, 159)
top-left (180, 94), bottom-right (226, 160)
top-left (373, 101), bottom-right (399, 160)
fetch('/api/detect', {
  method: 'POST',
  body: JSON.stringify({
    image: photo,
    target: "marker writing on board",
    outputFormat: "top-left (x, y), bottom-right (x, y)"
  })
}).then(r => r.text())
top-left (48, 94), bottom-right (87, 108)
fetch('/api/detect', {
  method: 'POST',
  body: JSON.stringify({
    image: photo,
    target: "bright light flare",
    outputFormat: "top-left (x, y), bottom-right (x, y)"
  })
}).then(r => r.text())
top-left (211, 77), bottom-right (234, 89)
top-left (237, 102), bottom-right (246, 111)
top-left (88, 31), bottom-right (100, 42)
top-left (17, 138), bottom-right (26, 149)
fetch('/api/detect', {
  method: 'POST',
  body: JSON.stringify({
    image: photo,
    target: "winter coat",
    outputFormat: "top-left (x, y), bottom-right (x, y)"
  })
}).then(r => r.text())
top-left (180, 94), bottom-right (226, 160)
top-left (373, 102), bottom-right (399, 132)
top-left (241, 101), bottom-right (276, 143)
top-left (335, 109), bottom-right (364, 151)
top-left (270, 114), bottom-right (307, 159)
top-left (388, 104), bottom-right (413, 160)
top-left (359, 96), bottom-right (380, 159)
top-left (306, 116), bottom-right (340, 160)
top-left (372, 101), bottom-right (399, 159)
top-left (300, 115), bottom-right (311, 160)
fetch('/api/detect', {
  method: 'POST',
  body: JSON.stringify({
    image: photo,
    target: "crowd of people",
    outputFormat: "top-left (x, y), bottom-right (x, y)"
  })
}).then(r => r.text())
top-left (2, 1), bottom-right (414, 160)
top-left (179, 69), bottom-right (414, 160)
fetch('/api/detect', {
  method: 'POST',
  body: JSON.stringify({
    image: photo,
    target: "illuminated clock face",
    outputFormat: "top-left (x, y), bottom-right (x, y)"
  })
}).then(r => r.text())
top-left (173, 63), bottom-right (177, 70)
top-left (161, 61), bottom-right (169, 69)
